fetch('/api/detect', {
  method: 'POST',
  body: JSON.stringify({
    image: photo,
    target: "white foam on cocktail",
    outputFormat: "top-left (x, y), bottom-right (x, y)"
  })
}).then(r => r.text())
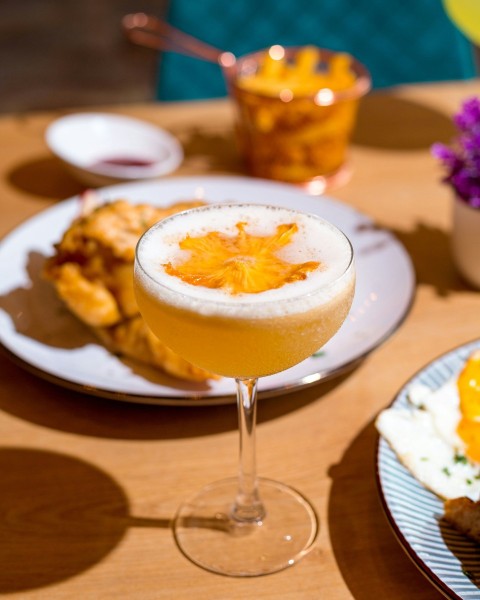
top-left (136, 204), bottom-right (353, 318)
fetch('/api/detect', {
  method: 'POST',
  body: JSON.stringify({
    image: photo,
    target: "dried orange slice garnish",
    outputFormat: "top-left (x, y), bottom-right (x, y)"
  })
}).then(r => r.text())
top-left (163, 222), bottom-right (320, 294)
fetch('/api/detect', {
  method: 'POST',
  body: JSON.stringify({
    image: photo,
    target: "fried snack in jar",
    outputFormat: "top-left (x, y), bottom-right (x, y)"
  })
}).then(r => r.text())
top-left (227, 46), bottom-right (371, 188)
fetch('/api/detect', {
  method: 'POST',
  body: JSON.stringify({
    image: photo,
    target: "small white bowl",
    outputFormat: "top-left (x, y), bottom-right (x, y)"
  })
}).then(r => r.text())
top-left (45, 112), bottom-right (184, 187)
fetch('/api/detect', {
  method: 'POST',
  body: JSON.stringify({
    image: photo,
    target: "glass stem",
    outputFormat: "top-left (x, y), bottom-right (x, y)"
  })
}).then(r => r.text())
top-left (232, 377), bottom-right (266, 523)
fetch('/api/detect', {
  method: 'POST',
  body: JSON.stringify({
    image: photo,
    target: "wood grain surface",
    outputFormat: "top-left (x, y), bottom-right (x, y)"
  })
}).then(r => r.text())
top-left (0, 80), bottom-right (479, 599)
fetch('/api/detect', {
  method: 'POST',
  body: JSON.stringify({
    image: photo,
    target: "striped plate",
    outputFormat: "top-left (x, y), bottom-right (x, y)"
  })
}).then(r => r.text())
top-left (377, 339), bottom-right (480, 599)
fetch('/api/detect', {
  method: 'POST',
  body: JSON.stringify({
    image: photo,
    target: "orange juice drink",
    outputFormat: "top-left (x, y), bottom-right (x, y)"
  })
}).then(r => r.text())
top-left (134, 204), bottom-right (355, 378)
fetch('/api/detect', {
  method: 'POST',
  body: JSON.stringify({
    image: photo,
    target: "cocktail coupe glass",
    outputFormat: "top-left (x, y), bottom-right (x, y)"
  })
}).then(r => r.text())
top-left (134, 203), bottom-right (355, 576)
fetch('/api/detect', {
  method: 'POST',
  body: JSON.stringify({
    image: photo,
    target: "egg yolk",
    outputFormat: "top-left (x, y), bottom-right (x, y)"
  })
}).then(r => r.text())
top-left (457, 418), bottom-right (480, 462)
top-left (457, 350), bottom-right (480, 460)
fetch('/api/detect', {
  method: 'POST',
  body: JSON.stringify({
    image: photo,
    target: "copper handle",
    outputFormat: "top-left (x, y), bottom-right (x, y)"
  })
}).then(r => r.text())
top-left (122, 12), bottom-right (236, 67)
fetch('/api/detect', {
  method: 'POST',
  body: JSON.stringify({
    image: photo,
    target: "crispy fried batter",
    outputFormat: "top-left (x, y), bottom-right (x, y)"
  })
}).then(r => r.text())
top-left (43, 196), bottom-right (215, 382)
top-left (444, 497), bottom-right (480, 544)
top-left (95, 316), bottom-right (212, 382)
top-left (52, 262), bottom-right (121, 327)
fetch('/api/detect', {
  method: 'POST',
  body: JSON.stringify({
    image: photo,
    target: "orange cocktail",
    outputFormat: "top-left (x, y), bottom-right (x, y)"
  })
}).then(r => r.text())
top-left (134, 203), bottom-right (354, 377)
top-left (134, 202), bottom-right (355, 577)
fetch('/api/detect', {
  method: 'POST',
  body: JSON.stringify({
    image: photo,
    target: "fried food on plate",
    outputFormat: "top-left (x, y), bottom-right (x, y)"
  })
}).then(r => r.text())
top-left (444, 497), bottom-right (480, 544)
top-left (44, 193), bottom-right (214, 382)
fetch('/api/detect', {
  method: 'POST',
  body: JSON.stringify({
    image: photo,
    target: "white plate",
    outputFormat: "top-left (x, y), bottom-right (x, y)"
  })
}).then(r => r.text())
top-left (377, 339), bottom-right (480, 599)
top-left (0, 176), bottom-right (414, 405)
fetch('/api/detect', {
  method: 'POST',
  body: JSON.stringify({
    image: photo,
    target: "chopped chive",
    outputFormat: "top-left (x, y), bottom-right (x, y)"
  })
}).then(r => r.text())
top-left (442, 467), bottom-right (451, 477)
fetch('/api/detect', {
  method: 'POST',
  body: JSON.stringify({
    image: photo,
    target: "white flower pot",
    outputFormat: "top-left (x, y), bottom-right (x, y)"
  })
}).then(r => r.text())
top-left (452, 195), bottom-right (480, 288)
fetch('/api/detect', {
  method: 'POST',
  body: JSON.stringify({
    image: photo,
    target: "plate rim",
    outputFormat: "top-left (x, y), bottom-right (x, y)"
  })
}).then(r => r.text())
top-left (375, 336), bottom-right (480, 600)
top-left (0, 174), bottom-right (416, 406)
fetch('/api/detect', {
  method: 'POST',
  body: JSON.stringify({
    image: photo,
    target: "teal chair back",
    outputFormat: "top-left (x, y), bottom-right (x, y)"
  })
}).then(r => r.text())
top-left (156, 0), bottom-right (476, 101)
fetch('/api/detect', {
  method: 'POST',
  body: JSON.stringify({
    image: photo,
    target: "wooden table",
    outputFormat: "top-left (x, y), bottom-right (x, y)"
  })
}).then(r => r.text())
top-left (0, 80), bottom-right (479, 599)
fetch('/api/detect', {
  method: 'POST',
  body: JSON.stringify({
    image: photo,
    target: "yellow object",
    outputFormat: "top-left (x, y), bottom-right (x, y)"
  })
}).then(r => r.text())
top-left (457, 418), bottom-right (480, 462)
top-left (239, 46), bottom-right (354, 96)
top-left (295, 46), bottom-right (321, 81)
top-left (458, 350), bottom-right (480, 421)
top-left (443, 0), bottom-right (480, 45)
top-left (457, 350), bottom-right (480, 460)
top-left (136, 265), bottom-right (354, 378)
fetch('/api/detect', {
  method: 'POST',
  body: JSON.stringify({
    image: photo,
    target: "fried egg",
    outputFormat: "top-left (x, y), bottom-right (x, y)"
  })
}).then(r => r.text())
top-left (376, 351), bottom-right (480, 500)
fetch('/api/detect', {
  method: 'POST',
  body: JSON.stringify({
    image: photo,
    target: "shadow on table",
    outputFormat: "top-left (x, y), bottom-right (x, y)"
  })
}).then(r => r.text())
top-left (358, 220), bottom-right (472, 297)
top-left (352, 92), bottom-right (455, 150)
top-left (440, 519), bottom-right (480, 591)
top-left (390, 223), bottom-right (468, 297)
top-left (0, 447), bottom-right (170, 594)
top-left (6, 126), bottom-right (243, 202)
top-left (328, 420), bottom-right (445, 600)
top-left (0, 349), bottom-right (353, 440)
top-left (175, 125), bottom-right (243, 175)
top-left (8, 156), bottom-right (85, 200)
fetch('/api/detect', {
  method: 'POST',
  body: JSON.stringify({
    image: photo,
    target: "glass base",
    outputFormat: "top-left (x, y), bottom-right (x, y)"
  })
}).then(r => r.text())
top-left (301, 163), bottom-right (352, 195)
top-left (173, 477), bottom-right (318, 577)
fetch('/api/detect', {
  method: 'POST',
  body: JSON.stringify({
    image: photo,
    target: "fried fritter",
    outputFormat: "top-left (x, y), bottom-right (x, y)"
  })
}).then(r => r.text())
top-left (44, 196), bottom-right (214, 382)
top-left (444, 497), bottom-right (480, 544)
top-left (95, 316), bottom-right (212, 382)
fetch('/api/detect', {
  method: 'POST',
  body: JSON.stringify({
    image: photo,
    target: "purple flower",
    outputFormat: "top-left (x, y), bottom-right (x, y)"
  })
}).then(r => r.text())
top-left (453, 97), bottom-right (480, 133)
top-left (431, 97), bottom-right (480, 208)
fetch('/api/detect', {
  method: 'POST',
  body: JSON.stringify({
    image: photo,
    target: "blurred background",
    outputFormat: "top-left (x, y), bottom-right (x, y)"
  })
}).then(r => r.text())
top-left (1, 0), bottom-right (478, 113)
top-left (0, 0), bottom-right (166, 113)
